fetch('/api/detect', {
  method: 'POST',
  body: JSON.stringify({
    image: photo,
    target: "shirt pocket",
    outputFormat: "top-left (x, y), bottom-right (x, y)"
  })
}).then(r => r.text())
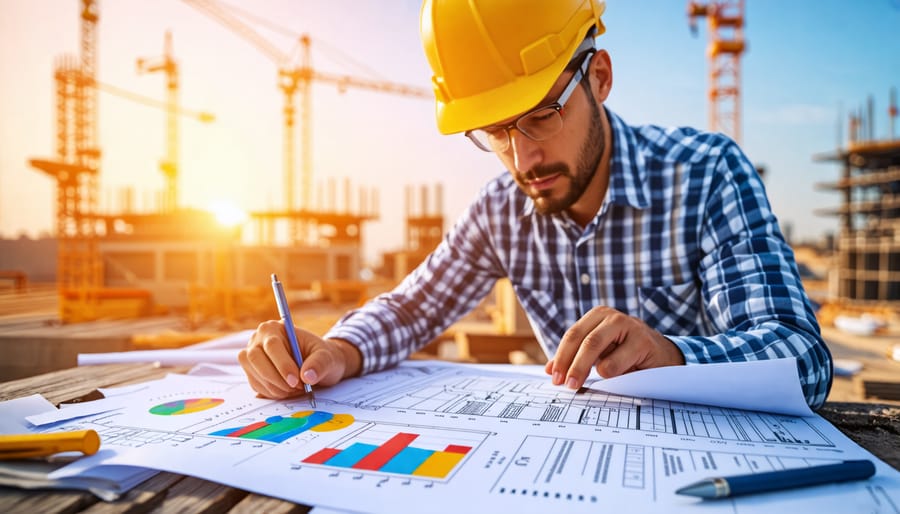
top-left (638, 281), bottom-right (702, 336)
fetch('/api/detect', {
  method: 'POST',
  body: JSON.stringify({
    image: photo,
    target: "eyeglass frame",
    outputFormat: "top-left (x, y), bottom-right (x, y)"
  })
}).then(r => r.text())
top-left (465, 50), bottom-right (596, 153)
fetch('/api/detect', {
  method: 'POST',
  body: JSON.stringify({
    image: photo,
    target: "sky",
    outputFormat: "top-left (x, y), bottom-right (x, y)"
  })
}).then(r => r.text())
top-left (0, 0), bottom-right (898, 265)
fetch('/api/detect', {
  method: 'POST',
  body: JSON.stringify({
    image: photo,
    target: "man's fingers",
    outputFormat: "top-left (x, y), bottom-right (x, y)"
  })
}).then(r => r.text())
top-left (565, 321), bottom-right (621, 388)
top-left (261, 330), bottom-right (302, 384)
top-left (240, 351), bottom-right (290, 399)
top-left (241, 340), bottom-right (297, 396)
top-left (552, 309), bottom-right (607, 383)
top-left (594, 339), bottom-right (643, 378)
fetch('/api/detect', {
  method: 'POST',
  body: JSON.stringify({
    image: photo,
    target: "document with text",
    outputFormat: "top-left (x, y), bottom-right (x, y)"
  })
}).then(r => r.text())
top-left (34, 360), bottom-right (900, 514)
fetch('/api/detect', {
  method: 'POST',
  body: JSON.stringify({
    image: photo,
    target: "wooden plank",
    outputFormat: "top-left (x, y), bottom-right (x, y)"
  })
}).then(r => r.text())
top-left (454, 332), bottom-right (542, 364)
top-left (79, 472), bottom-right (184, 514)
top-left (0, 487), bottom-right (95, 514)
top-left (229, 493), bottom-right (311, 514)
top-left (818, 402), bottom-right (900, 470)
top-left (0, 363), bottom-right (166, 404)
top-left (150, 476), bottom-right (247, 513)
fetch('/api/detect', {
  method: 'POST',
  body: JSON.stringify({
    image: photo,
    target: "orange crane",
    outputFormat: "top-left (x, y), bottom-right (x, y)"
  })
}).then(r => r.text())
top-left (687, 0), bottom-right (746, 143)
top-left (29, 0), bottom-right (214, 322)
top-left (137, 30), bottom-right (215, 212)
top-left (182, 0), bottom-right (431, 234)
top-left (29, 0), bottom-right (102, 321)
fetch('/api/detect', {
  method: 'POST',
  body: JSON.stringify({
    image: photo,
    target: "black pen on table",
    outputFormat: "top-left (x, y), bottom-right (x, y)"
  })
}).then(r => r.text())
top-left (270, 273), bottom-right (317, 408)
top-left (676, 459), bottom-right (876, 499)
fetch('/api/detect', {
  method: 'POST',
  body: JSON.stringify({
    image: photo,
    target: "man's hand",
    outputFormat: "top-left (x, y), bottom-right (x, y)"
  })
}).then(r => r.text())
top-left (239, 320), bottom-right (362, 399)
top-left (545, 306), bottom-right (685, 389)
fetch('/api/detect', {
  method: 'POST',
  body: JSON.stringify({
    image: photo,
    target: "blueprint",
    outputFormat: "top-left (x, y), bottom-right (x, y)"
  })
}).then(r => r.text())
top-left (36, 361), bottom-right (900, 514)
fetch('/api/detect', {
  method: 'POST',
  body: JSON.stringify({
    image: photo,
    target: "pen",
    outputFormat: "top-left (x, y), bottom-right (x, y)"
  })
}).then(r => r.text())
top-left (0, 430), bottom-right (100, 460)
top-left (271, 273), bottom-right (317, 408)
top-left (676, 459), bottom-right (876, 499)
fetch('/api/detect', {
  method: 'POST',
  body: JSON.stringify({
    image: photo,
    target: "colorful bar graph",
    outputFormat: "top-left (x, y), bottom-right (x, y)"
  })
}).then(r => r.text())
top-left (380, 447), bottom-right (434, 474)
top-left (353, 433), bottom-right (419, 470)
top-left (302, 430), bottom-right (472, 479)
top-left (413, 450), bottom-right (467, 478)
top-left (303, 448), bottom-right (341, 464)
top-left (327, 443), bottom-right (377, 467)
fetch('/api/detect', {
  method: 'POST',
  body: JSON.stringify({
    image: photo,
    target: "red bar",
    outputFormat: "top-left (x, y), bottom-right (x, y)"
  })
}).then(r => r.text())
top-left (352, 433), bottom-right (419, 470)
top-left (303, 447), bottom-right (341, 464)
top-left (227, 421), bottom-right (269, 438)
top-left (444, 445), bottom-right (471, 454)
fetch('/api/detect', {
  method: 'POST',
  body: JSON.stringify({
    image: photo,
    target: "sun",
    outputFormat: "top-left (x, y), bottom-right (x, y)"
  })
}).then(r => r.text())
top-left (207, 199), bottom-right (248, 227)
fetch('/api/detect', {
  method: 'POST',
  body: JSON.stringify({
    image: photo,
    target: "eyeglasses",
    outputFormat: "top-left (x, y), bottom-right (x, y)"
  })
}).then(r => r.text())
top-left (465, 51), bottom-right (595, 153)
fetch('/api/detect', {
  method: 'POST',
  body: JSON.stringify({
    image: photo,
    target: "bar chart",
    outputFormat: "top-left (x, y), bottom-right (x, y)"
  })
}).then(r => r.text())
top-left (301, 423), bottom-right (486, 479)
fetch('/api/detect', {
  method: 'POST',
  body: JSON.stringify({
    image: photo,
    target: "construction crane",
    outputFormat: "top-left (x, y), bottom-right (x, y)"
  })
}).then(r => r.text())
top-left (137, 30), bottom-right (215, 212)
top-left (182, 0), bottom-right (431, 236)
top-left (687, 0), bottom-right (746, 144)
top-left (29, 0), bottom-right (213, 322)
top-left (29, 0), bottom-right (102, 321)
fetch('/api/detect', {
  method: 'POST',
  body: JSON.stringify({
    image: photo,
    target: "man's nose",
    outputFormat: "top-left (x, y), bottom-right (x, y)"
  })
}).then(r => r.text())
top-left (508, 130), bottom-right (543, 173)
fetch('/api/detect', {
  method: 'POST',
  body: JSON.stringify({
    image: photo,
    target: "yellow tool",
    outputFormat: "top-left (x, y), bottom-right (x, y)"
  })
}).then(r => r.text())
top-left (0, 430), bottom-right (100, 460)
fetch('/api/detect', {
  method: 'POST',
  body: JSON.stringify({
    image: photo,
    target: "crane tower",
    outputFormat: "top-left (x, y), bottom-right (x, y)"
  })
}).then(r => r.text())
top-left (687, 0), bottom-right (746, 143)
top-left (182, 0), bottom-right (431, 243)
top-left (30, 0), bottom-right (103, 321)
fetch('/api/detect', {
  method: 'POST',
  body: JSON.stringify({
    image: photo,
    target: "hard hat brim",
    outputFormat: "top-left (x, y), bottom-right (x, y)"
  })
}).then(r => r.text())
top-left (434, 54), bottom-right (572, 135)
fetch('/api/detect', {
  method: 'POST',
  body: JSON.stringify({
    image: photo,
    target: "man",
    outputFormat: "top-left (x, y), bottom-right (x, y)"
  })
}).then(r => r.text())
top-left (239, 0), bottom-right (832, 408)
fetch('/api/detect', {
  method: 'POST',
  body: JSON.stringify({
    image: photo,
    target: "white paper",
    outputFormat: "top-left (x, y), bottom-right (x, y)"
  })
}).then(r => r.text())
top-left (0, 395), bottom-right (157, 501)
top-left (40, 361), bottom-right (900, 514)
top-left (77, 349), bottom-right (239, 366)
top-left (0, 394), bottom-right (58, 433)
top-left (27, 374), bottom-right (245, 426)
top-left (586, 359), bottom-right (813, 417)
top-left (187, 363), bottom-right (246, 377)
top-left (184, 330), bottom-right (254, 350)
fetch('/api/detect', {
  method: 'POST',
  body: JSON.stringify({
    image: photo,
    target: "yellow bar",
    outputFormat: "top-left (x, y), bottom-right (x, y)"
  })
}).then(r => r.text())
top-left (412, 450), bottom-right (465, 478)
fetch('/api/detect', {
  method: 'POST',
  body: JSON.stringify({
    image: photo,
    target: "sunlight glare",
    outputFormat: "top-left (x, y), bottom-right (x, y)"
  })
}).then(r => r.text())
top-left (207, 199), bottom-right (248, 227)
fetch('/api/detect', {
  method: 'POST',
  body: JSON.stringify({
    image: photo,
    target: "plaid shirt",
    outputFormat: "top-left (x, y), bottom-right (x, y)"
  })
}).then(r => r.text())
top-left (326, 108), bottom-right (832, 409)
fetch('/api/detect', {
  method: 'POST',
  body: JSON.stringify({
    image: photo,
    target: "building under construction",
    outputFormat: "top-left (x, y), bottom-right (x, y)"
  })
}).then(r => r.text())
top-left (816, 89), bottom-right (900, 304)
top-left (18, 0), bottom-right (435, 325)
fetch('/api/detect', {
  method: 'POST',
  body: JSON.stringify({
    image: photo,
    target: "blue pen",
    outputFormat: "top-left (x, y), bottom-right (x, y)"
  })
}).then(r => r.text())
top-left (270, 273), bottom-right (317, 408)
top-left (676, 459), bottom-right (876, 499)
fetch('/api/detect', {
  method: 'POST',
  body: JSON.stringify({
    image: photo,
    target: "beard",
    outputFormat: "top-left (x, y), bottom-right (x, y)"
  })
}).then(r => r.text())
top-left (516, 96), bottom-right (605, 216)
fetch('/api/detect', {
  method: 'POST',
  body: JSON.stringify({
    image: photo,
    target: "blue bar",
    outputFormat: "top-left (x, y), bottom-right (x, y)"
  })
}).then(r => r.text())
top-left (381, 446), bottom-right (434, 474)
top-left (325, 443), bottom-right (377, 468)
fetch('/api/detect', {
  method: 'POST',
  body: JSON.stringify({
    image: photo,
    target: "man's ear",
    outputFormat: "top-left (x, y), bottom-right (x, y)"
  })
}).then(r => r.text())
top-left (588, 50), bottom-right (613, 103)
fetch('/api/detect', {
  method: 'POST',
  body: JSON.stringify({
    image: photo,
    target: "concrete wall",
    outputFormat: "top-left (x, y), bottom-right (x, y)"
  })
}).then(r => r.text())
top-left (0, 237), bottom-right (57, 282)
top-left (0, 335), bottom-right (133, 381)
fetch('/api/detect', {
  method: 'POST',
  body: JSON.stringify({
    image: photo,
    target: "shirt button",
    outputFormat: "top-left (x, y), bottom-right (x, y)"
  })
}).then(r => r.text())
top-left (580, 273), bottom-right (590, 285)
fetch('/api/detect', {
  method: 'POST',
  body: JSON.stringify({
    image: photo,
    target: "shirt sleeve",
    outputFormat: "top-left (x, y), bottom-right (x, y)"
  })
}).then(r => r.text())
top-left (666, 141), bottom-right (833, 409)
top-left (323, 192), bottom-right (504, 376)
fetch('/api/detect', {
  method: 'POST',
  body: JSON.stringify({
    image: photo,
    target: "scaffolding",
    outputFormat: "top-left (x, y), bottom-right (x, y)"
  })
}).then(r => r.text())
top-left (815, 89), bottom-right (900, 304)
top-left (30, 0), bottom-right (103, 322)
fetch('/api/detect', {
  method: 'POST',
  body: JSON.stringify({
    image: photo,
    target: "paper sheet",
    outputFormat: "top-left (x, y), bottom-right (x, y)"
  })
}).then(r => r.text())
top-left (0, 395), bottom-right (157, 501)
top-left (77, 349), bottom-right (239, 366)
top-left (586, 358), bottom-right (812, 416)
top-left (37, 360), bottom-right (900, 514)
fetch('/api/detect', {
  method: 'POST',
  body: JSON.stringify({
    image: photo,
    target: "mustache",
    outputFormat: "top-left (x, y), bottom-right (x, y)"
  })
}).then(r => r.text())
top-left (519, 163), bottom-right (570, 182)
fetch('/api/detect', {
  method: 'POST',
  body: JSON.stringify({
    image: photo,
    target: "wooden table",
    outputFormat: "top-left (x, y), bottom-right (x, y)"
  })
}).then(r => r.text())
top-left (1, 363), bottom-right (898, 513)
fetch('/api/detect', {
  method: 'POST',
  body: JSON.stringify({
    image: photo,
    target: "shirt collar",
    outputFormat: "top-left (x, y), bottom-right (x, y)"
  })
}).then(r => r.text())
top-left (606, 107), bottom-right (650, 210)
top-left (519, 107), bottom-right (651, 219)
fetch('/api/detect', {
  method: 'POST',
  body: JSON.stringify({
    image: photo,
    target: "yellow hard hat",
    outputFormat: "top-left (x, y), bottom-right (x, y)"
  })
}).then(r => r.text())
top-left (420, 0), bottom-right (606, 135)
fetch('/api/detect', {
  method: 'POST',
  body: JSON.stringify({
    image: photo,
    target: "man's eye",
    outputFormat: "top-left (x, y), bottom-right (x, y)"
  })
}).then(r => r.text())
top-left (524, 110), bottom-right (556, 124)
